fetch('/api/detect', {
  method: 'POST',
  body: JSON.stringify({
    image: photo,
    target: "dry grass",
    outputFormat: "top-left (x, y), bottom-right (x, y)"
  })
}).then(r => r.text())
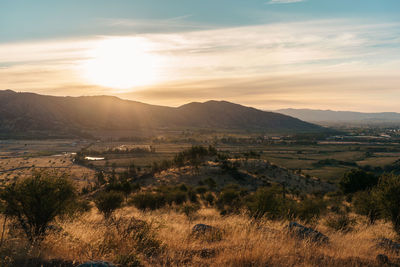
top-left (1, 207), bottom-right (399, 266)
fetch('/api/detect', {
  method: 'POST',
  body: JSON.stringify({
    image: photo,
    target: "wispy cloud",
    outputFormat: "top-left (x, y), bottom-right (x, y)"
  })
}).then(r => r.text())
top-left (1, 19), bottom-right (400, 111)
top-left (268, 0), bottom-right (305, 4)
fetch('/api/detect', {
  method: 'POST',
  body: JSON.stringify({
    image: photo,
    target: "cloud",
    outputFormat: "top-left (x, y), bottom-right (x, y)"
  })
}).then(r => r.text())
top-left (268, 0), bottom-right (305, 4)
top-left (1, 19), bottom-right (400, 111)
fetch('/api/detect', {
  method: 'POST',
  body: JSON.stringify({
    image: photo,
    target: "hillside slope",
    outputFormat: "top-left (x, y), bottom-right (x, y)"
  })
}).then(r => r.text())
top-left (277, 108), bottom-right (400, 125)
top-left (0, 90), bottom-right (326, 138)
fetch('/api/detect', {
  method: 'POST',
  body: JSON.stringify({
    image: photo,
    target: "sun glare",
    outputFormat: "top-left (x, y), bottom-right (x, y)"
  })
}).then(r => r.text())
top-left (81, 37), bottom-right (161, 90)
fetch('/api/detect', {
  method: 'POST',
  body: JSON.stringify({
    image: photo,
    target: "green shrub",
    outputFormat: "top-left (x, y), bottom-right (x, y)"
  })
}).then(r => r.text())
top-left (195, 186), bottom-right (208, 195)
top-left (64, 198), bottom-right (92, 219)
top-left (130, 219), bottom-right (162, 257)
top-left (325, 213), bottom-right (356, 232)
top-left (339, 169), bottom-right (378, 194)
top-left (164, 190), bottom-right (187, 205)
top-left (181, 203), bottom-right (200, 221)
top-left (204, 192), bottom-right (215, 206)
top-left (245, 187), bottom-right (289, 219)
top-left (374, 174), bottom-right (400, 234)
top-left (0, 171), bottom-right (76, 242)
top-left (352, 190), bottom-right (381, 224)
top-left (294, 198), bottom-right (326, 223)
top-left (115, 217), bottom-right (163, 257)
top-left (95, 191), bottom-right (124, 219)
top-left (130, 192), bottom-right (166, 211)
top-left (217, 186), bottom-right (243, 213)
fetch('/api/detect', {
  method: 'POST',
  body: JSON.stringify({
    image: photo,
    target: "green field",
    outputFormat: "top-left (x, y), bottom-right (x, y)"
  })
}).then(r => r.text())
top-left (1, 136), bottom-right (400, 184)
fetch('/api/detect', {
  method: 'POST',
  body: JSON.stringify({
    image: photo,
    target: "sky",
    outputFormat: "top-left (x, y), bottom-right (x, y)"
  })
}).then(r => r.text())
top-left (1, 0), bottom-right (400, 112)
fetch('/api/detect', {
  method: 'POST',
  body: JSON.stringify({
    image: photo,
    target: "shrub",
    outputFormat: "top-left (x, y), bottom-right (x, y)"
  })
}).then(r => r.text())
top-left (374, 174), bottom-right (400, 234)
top-left (195, 186), bottom-right (208, 195)
top-left (294, 198), bottom-right (326, 223)
top-left (63, 198), bottom-right (92, 219)
top-left (245, 187), bottom-right (289, 219)
top-left (217, 186), bottom-right (243, 213)
top-left (115, 217), bottom-right (163, 257)
top-left (95, 191), bottom-right (124, 219)
top-left (164, 190), bottom-right (187, 205)
top-left (0, 171), bottom-right (76, 242)
top-left (325, 213), bottom-right (356, 232)
top-left (130, 192), bottom-right (166, 211)
top-left (339, 169), bottom-right (378, 194)
top-left (352, 190), bottom-right (381, 224)
top-left (129, 219), bottom-right (162, 257)
top-left (181, 203), bottom-right (200, 221)
top-left (204, 192), bottom-right (215, 206)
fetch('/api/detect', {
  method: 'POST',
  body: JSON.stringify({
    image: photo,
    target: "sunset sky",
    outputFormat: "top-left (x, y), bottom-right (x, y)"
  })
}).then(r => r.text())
top-left (1, 0), bottom-right (400, 112)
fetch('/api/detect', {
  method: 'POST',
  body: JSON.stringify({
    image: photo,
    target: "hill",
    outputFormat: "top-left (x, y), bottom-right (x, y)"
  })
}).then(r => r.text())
top-left (0, 90), bottom-right (326, 138)
top-left (277, 108), bottom-right (400, 126)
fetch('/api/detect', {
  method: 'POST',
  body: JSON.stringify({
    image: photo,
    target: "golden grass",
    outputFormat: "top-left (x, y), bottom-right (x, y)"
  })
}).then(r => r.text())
top-left (1, 207), bottom-right (399, 266)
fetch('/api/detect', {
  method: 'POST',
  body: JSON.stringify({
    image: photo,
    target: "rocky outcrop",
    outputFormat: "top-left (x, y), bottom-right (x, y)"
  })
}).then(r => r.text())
top-left (288, 222), bottom-right (329, 243)
top-left (376, 238), bottom-right (400, 254)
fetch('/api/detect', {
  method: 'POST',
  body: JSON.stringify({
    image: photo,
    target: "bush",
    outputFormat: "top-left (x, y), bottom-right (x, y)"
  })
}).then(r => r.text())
top-left (130, 192), bottom-right (166, 211)
top-left (294, 198), bottom-right (326, 223)
top-left (352, 190), bottom-right (381, 224)
top-left (375, 174), bottom-right (400, 234)
top-left (164, 190), bottom-right (187, 205)
top-left (204, 192), bottom-right (215, 206)
top-left (195, 186), bottom-right (208, 195)
top-left (64, 198), bottom-right (92, 219)
top-left (217, 186), bottom-right (244, 213)
top-left (181, 203), bottom-right (200, 221)
top-left (339, 169), bottom-right (378, 194)
top-left (0, 171), bottom-right (76, 242)
top-left (95, 191), bottom-right (124, 219)
top-left (115, 217), bottom-right (163, 257)
top-left (325, 213), bottom-right (356, 232)
top-left (245, 187), bottom-right (289, 219)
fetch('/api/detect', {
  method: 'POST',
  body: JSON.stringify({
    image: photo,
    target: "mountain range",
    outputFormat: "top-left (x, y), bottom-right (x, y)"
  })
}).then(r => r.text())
top-left (277, 109), bottom-right (400, 126)
top-left (0, 90), bottom-right (325, 138)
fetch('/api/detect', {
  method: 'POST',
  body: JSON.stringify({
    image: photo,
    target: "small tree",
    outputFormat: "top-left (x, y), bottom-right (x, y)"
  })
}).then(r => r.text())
top-left (352, 190), bottom-right (381, 224)
top-left (245, 187), bottom-right (286, 219)
top-left (375, 174), bottom-right (400, 234)
top-left (0, 171), bottom-right (76, 243)
top-left (339, 169), bottom-right (378, 194)
top-left (95, 191), bottom-right (124, 219)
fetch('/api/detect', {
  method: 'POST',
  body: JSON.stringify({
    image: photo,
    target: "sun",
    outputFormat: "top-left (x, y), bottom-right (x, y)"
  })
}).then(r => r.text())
top-left (81, 37), bottom-right (161, 90)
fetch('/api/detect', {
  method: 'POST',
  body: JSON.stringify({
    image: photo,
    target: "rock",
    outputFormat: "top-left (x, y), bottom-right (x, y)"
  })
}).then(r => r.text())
top-left (288, 222), bottom-right (329, 243)
top-left (191, 224), bottom-right (223, 241)
top-left (199, 248), bottom-right (217, 258)
top-left (192, 224), bottom-right (214, 235)
top-left (376, 254), bottom-right (389, 265)
top-left (376, 238), bottom-right (400, 254)
top-left (77, 262), bottom-right (116, 267)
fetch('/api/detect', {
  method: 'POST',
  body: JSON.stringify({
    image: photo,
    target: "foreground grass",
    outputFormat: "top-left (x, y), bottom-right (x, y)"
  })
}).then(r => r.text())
top-left (1, 207), bottom-right (400, 266)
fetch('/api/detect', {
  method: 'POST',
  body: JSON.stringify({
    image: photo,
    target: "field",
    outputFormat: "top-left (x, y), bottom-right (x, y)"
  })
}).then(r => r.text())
top-left (1, 133), bottom-right (400, 266)
top-left (0, 140), bottom-right (95, 188)
top-left (2, 207), bottom-right (400, 266)
top-left (1, 136), bottom-right (400, 186)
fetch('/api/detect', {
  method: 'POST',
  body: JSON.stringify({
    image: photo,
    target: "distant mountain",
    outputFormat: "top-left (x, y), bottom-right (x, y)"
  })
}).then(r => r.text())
top-left (277, 108), bottom-right (400, 126)
top-left (0, 90), bottom-right (326, 138)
